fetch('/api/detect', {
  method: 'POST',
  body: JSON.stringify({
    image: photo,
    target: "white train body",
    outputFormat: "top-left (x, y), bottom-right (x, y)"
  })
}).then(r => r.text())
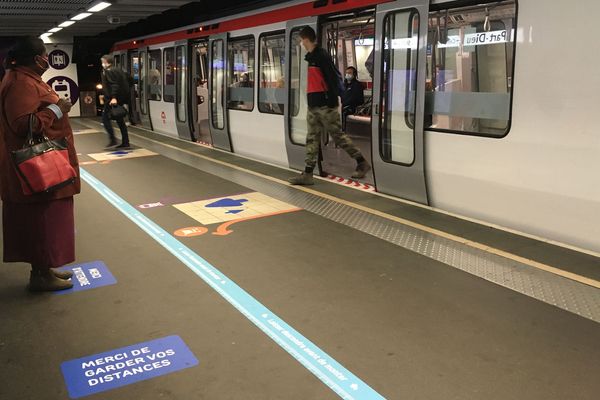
top-left (111, 0), bottom-right (600, 253)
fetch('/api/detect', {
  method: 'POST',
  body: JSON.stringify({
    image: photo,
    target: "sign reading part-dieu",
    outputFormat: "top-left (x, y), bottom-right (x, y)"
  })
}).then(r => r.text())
top-left (61, 335), bottom-right (199, 398)
top-left (54, 261), bottom-right (116, 294)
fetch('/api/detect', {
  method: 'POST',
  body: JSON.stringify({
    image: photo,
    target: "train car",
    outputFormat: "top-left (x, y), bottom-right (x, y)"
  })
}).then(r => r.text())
top-left (110, 0), bottom-right (600, 254)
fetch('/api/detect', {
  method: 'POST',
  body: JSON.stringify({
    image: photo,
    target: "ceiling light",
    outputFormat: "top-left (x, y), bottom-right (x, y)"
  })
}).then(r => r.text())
top-left (71, 12), bottom-right (92, 21)
top-left (48, 27), bottom-right (63, 33)
top-left (59, 20), bottom-right (76, 27)
top-left (40, 33), bottom-right (53, 43)
top-left (88, 2), bottom-right (112, 12)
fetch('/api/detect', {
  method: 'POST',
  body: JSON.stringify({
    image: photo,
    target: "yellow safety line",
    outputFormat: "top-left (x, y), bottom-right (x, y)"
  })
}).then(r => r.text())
top-left (119, 131), bottom-right (600, 290)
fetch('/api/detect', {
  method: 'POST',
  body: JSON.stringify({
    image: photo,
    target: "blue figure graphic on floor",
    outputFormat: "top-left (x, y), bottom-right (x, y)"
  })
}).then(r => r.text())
top-left (206, 198), bottom-right (248, 215)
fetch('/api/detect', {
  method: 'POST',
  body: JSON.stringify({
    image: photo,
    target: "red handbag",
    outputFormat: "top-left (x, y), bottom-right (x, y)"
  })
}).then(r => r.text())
top-left (11, 114), bottom-right (77, 195)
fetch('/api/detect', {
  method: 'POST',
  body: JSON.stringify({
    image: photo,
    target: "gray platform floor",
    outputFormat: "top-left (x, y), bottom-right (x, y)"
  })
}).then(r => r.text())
top-left (0, 119), bottom-right (599, 400)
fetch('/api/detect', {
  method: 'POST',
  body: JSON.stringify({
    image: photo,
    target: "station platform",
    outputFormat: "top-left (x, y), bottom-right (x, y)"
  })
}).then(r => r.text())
top-left (1, 118), bottom-right (599, 400)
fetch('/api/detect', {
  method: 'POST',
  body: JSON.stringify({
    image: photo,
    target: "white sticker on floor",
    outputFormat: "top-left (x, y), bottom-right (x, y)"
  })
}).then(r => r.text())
top-left (87, 148), bottom-right (158, 161)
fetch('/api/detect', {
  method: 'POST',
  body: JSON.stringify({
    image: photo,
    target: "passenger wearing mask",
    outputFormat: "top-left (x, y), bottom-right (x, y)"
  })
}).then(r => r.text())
top-left (288, 26), bottom-right (371, 185)
top-left (0, 37), bottom-right (81, 291)
top-left (100, 54), bottom-right (130, 149)
top-left (341, 66), bottom-right (364, 129)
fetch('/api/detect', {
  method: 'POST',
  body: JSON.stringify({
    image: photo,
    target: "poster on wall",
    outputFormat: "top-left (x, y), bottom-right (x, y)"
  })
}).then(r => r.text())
top-left (43, 45), bottom-right (81, 117)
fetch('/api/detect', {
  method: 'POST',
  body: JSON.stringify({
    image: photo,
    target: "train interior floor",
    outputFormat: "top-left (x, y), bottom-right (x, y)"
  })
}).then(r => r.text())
top-left (0, 117), bottom-right (599, 400)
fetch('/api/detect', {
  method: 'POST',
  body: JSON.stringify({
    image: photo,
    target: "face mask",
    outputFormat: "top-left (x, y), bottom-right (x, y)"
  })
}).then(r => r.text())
top-left (35, 55), bottom-right (49, 72)
top-left (345, 74), bottom-right (353, 81)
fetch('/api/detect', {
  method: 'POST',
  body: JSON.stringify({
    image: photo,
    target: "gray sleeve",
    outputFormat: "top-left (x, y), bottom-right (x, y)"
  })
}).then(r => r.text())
top-left (46, 103), bottom-right (63, 119)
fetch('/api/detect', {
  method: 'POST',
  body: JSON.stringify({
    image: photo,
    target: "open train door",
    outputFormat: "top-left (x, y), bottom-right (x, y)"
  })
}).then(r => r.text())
top-left (371, 0), bottom-right (429, 204)
top-left (137, 48), bottom-right (153, 130)
top-left (284, 17), bottom-right (318, 171)
top-left (208, 33), bottom-right (233, 151)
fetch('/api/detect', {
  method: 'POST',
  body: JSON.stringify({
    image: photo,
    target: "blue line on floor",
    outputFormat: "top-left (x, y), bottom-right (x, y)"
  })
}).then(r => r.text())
top-left (80, 168), bottom-right (386, 400)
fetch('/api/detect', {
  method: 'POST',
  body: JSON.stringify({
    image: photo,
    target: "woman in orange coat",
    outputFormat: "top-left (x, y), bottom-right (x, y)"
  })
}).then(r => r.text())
top-left (0, 37), bottom-right (81, 291)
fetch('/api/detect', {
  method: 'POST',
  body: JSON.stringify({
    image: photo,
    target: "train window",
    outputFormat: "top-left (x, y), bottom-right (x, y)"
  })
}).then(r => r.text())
top-left (227, 36), bottom-right (255, 111)
top-left (211, 39), bottom-right (225, 129)
top-left (426, 0), bottom-right (516, 137)
top-left (380, 10), bottom-right (419, 165)
top-left (163, 47), bottom-right (175, 103)
top-left (148, 49), bottom-right (162, 101)
top-left (176, 46), bottom-right (187, 122)
top-left (258, 32), bottom-right (285, 115)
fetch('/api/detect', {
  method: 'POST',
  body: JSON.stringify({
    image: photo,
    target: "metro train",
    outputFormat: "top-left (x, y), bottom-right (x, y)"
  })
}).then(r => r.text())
top-left (108, 0), bottom-right (600, 254)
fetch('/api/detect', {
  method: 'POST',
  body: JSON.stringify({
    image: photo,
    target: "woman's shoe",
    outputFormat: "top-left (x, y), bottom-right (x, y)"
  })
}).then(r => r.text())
top-left (28, 270), bottom-right (73, 292)
top-left (51, 268), bottom-right (73, 280)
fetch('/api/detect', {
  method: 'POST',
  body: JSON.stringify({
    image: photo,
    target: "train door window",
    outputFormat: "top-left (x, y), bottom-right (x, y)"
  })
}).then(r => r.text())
top-left (163, 47), bottom-right (175, 103)
top-left (140, 51), bottom-right (147, 114)
top-left (426, 0), bottom-right (516, 137)
top-left (380, 10), bottom-right (420, 165)
top-left (258, 32), bottom-right (285, 114)
top-left (289, 27), bottom-right (307, 144)
top-left (148, 49), bottom-right (162, 101)
top-left (227, 36), bottom-right (255, 111)
top-left (175, 45), bottom-right (187, 122)
top-left (211, 39), bottom-right (225, 129)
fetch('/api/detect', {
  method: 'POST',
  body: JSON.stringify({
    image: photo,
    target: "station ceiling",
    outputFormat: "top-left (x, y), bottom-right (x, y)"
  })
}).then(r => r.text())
top-left (0, 1), bottom-right (192, 37)
top-left (0, 1), bottom-right (289, 38)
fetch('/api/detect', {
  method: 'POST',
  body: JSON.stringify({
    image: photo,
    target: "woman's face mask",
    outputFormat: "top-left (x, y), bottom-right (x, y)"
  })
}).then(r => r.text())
top-left (345, 74), bottom-right (354, 81)
top-left (35, 55), bottom-right (49, 72)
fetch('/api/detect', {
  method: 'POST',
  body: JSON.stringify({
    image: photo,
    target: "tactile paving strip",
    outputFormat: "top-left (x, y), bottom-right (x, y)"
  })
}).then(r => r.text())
top-left (134, 132), bottom-right (600, 323)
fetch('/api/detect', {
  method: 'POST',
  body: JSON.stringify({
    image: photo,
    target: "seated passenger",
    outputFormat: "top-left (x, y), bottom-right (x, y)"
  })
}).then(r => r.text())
top-left (238, 73), bottom-right (252, 88)
top-left (341, 66), bottom-right (364, 129)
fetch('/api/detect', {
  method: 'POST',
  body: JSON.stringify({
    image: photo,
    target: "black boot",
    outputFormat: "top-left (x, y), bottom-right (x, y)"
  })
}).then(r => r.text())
top-left (288, 172), bottom-right (314, 185)
top-left (352, 160), bottom-right (371, 179)
top-left (28, 267), bottom-right (73, 292)
top-left (51, 268), bottom-right (73, 280)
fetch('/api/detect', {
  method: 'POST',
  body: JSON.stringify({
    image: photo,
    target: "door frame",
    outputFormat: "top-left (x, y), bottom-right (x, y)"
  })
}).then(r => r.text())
top-left (371, 0), bottom-right (429, 204)
top-left (137, 47), bottom-right (153, 130)
top-left (284, 17), bottom-right (318, 171)
top-left (190, 39), bottom-right (207, 141)
top-left (208, 33), bottom-right (233, 151)
top-left (174, 40), bottom-right (193, 140)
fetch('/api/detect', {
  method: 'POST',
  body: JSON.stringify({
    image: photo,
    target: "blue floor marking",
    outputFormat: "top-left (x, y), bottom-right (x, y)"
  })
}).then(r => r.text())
top-left (80, 168), bottom-right (386, 400)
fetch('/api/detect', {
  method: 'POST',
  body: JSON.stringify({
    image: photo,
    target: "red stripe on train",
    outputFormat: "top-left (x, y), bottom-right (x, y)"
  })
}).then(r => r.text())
top-left (112, 0), bottom-right (390, 51)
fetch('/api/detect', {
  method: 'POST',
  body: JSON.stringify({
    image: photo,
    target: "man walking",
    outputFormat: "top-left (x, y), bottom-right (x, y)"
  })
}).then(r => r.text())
top-left (100, 54), bottom-right (130, 149)
top-left (288, 26), bottom-right (370, 185)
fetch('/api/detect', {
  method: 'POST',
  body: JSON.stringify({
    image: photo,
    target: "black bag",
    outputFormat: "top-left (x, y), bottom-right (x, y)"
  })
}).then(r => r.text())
top-left (109, 104), bottom-right (127, 120)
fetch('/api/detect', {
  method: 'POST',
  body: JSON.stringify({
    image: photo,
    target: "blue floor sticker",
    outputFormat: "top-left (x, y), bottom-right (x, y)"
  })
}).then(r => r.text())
top-left (55, 261), bottom-right (116, 294)
top-left (61, 335), bottom-right (198, 398)
top-left (81, 168), bottom-right (386, 400)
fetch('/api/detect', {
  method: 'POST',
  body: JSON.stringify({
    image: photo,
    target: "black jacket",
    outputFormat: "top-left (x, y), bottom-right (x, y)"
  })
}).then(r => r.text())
top-left (341, 79), bottom-right (364, 112)
top-left (304, 46), bottom-right (340, 108)
top-left (101, 67), bottom-right (131, 105)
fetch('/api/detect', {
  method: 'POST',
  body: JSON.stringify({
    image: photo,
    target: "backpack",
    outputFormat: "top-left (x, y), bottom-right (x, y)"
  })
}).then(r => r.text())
top-left (333, 65), bottom-right (345, 97)
top-left (115, 69), bottom-right (132, 104)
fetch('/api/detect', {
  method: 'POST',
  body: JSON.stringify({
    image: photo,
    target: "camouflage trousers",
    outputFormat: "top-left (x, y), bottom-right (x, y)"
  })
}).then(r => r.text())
top-left (305, 106), bottom-right (362, 169)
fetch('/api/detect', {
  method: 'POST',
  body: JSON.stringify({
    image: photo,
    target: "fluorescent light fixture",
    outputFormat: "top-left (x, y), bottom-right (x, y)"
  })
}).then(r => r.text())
top-left (71, 12), bottom-right (92, 20)
top-left (58, 20), bottom-right (76, 27)
top-left (48, 27), bottom-right (63, 33)
top-left (88, 2), bottom-right (112, 12)
top-left (40, 33), bottom-right (53, 43)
